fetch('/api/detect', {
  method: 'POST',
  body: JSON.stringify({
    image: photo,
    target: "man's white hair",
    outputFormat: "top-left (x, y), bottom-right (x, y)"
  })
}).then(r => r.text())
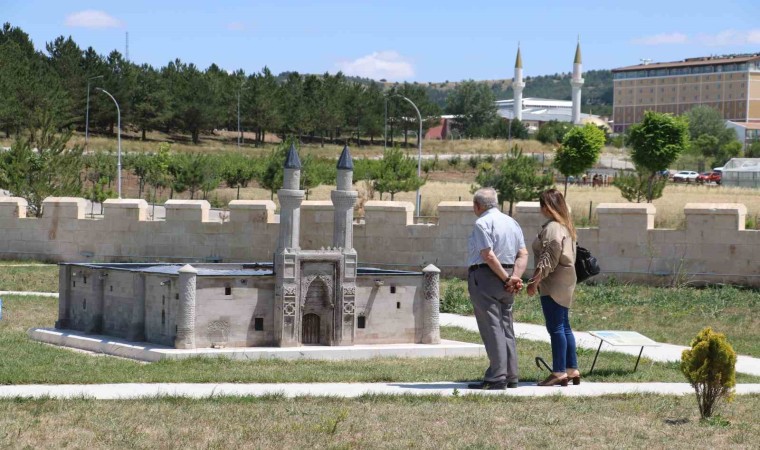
top-left (473, 187), bottom-right (498, 209)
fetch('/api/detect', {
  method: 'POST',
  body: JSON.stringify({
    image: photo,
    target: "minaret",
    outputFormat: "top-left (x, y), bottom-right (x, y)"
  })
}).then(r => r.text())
top-left (571, 38), bottom-right (584, 125)
top-left (512, 44), bottom-right (525, 122)
top-left (274, 143), bottom-right (305, 347)
top-left (277, 143), bottom-right (304, 251)
top-left (331, 145), bottom-right (358, 250)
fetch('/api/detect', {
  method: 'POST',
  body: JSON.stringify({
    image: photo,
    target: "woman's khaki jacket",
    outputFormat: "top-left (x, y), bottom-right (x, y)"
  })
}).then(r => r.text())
top-left (531, 220), bottom-right (576, 308)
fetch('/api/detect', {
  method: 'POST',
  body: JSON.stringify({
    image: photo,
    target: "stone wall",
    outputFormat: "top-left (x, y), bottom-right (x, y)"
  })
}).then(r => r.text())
top-left (1, 196), bottom-right (758, 286)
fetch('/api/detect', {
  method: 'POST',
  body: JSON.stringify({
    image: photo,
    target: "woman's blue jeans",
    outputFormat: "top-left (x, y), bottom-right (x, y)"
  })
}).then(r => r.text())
top-left (540, 295), bottom-right (578, 373)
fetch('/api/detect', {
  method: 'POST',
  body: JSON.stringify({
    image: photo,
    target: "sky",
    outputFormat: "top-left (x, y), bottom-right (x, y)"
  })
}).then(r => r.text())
top-left (3, 0), bottom-right (760, 82)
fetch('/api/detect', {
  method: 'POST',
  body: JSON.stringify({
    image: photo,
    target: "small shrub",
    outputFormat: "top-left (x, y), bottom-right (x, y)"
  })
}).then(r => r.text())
top-left (440, 279), bottom-right (472, 314)
top-left (680, 327), bottom-right (737, 419)
top-left (467, 155), bottom-right (481, 169)
top-left (448, 155), bottom-right (462, 168)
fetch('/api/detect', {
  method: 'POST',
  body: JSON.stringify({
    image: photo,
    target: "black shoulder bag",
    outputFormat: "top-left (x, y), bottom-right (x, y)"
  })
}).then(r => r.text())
top-left (575, 244), bottom-right (600, 283)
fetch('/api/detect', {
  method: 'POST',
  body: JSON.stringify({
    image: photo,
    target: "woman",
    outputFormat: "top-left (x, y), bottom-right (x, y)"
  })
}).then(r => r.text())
top-left (526, 189), bottom-right (580, 387)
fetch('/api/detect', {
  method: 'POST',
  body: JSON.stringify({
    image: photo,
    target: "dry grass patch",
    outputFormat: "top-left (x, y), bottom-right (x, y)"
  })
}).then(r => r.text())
top-left (2, 395), bottom-right (758, 449)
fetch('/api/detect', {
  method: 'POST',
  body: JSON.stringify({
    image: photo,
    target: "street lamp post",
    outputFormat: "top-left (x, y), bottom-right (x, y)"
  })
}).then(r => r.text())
top-left (390, 94), bottom-right (423, 217)
top-left (85, 75), bottom-right (104, 150)
top-left (95, 88), bottom-right (122, 199)
top-left (237, 79), bottom-right (248, 148)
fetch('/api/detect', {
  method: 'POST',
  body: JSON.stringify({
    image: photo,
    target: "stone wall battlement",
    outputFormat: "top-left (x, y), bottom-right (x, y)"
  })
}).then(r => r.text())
top-left (0, 197), bottom-right (757, 286)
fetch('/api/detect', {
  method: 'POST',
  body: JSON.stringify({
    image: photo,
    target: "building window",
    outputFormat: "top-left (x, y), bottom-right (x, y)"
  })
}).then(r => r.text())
top-left (110, 285), bottom-right (113, 292)
top-left (390, 286), bottom-right (396, 294)
top-left (83, 276), bottom-right (87, 285)
top-left (358, 316), bottom-right (366, 329)
top-left (225, 287), bottom-right (232, 296)
top-left (72, 281), bottom-right (76, 287)
top-left (396, 302), bottom-right (401, 309)
top-left (254, 317), bottom-right (264, 331)
top-left (82, 298), bottom-right (86, 310)
top-left (161, 309), bottom-right (165, 325)
top-left (175, 293), bottom-right (179, 300)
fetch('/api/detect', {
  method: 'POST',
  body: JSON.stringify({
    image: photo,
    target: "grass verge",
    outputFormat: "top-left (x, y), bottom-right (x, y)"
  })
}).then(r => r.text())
top-left (1, 395), bottom-right (758, 449)
top-left (5, 295), bottom-right (758, 384)
top-left (0, 264), bottom-right (58, 293)
top-left (442, 279), bottom-right (760, 357)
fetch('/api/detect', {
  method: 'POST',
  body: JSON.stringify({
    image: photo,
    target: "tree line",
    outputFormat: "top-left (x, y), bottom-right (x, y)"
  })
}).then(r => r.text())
top-left (0, 22), bottom-right (527, 146)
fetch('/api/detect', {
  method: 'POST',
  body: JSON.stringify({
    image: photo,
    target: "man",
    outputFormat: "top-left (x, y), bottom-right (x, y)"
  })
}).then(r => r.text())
top-left (466, 187), bottom-right (529, 390)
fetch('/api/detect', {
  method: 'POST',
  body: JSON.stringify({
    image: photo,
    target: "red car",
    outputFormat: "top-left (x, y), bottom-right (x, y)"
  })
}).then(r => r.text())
top-left (696, 171), bottom-right (722, 185)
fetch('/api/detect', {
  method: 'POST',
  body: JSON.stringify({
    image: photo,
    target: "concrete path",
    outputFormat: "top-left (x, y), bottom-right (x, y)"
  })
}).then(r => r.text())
top-left (2, 382), bottom-right (759, 400)
top-left (0, 291), bottom-right (58, 297)
top-left (440, 313), bottom-right (760, 377)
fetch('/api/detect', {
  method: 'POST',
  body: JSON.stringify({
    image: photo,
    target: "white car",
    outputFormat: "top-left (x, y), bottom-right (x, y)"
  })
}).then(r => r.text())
top-left (672, 171), bottom-right (699, 183)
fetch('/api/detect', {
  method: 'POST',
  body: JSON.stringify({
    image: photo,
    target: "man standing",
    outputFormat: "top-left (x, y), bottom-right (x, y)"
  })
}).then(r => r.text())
top-left (467, 187), bottom-right (529, 390)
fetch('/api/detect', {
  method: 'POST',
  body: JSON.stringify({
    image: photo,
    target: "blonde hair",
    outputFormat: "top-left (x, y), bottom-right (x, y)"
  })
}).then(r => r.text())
top-left (539, 189), bottom-right (577, 240)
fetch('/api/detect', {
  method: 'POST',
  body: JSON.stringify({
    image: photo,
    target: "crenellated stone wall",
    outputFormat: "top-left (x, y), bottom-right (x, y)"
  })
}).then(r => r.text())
top-left (1, 196), bottom-right (758, 286)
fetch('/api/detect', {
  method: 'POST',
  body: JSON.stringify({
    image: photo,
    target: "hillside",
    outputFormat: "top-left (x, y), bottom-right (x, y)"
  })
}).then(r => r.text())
top-left (378, 69), bottom-right (614, 117)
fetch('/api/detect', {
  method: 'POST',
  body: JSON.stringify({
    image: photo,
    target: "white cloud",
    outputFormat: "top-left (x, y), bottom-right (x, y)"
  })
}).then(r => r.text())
top-left (631, 32), bottom-right (688, 45)
top-left (336, 51), bottom-right (414, 81)
top-left (65, 10), bottom-right (122, 29)
top-left (227, 22), bottom-right (245, 31)
top-left (697, 29), bottom-right (760, 46)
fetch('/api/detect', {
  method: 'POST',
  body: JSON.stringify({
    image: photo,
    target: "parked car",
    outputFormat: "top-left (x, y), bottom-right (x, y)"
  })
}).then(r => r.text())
top-left (672, 171), bottom-right (699, 183)
top-left (697, 170), bottom-right (722, 185)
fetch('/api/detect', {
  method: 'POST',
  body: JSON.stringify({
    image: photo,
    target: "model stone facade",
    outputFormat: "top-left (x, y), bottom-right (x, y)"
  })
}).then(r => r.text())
top-left (55, 145), bottom-right (441, 349)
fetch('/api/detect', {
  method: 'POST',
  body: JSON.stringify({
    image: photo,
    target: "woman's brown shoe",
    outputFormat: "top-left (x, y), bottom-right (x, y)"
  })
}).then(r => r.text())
top-left (569, 375), bottom-right (581, 385)
top-left (537, 374), bottom-right (568, 387)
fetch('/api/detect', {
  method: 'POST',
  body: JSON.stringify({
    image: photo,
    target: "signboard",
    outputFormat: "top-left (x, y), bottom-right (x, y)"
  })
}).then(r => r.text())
top-left (588, 331), bottom-right (659, 347)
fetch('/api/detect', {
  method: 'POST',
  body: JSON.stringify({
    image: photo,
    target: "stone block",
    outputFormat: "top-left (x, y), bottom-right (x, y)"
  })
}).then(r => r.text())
top-left (364, 201), bottom-right (413, 226)
top-left (229, 200), bottom-right (276, 223)
top-left (103, 199), bottom-right (148, 224)
top-left (0, 197), bottom-right (28, 218)
top-left (684, 203), bottom-right (746, 231)
top-left (42, 197), bottom-right (87, 220)
top-left (165, 200), bottom-right (210, 222)
top-left (597, 203), bottom-right (654, 238)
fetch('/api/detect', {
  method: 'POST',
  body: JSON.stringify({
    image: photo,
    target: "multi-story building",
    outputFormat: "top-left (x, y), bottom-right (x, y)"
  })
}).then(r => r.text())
top-left (612, 54), bottom-right (760, 133)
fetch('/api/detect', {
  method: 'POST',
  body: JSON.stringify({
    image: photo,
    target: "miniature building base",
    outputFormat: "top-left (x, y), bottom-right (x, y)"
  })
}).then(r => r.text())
top-left (29, 328), bottom-right (483, 363)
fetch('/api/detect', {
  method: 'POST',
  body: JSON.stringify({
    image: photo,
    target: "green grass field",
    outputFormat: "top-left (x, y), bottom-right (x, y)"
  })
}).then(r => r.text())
top-left (2, 395), bottom-right (758, 449)
top-left (5, 294), bottom-right (756, 385)
top-left (442, 278), bottom-right (760, 357)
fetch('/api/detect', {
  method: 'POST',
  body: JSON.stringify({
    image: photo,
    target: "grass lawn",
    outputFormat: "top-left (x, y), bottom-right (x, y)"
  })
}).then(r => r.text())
top-left (442, 279), bottom-right (760, 357)
top-left (1, 395), bottom-right (758, 449)
top-left (0, 264), bottom-right (58, 293)
top-left (5, 295), bottom-right (758, 385)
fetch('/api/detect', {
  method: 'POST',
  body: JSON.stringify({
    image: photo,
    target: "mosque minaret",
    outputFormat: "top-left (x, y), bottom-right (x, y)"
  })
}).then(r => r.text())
top-left (571, 38), bottom-right (584, 125)
top-left (512, 44), bottom-right (525, 121)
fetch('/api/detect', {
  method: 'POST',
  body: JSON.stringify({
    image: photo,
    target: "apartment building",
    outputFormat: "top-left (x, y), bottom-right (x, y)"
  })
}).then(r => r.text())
top-left (611, 54), bottom-right (760, 133)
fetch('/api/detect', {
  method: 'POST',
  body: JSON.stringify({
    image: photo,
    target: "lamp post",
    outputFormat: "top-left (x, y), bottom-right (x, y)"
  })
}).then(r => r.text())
top-left (85, 75), bottom-right (104, 150)
top-left (237, 79), bottom-right (248, 148)
top-left (390, 94), bottom-right (423, 217)
top-left (95, 88), bottom-right (122, 199)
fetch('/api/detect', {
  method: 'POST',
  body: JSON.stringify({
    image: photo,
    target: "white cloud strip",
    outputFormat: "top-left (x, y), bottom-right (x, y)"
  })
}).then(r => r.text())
top-left (65, 10), bottom-right (122, 29)
top-left (336, 51), bottom-right (414, 81)
top-left (227, 22), bottom-right (245, 31)
top-left (631, 32), bottom-right (688, 45)
top-left (696, 29), bottom-right (760, 46)
top-left (633, 29), bottom-right (760, 46)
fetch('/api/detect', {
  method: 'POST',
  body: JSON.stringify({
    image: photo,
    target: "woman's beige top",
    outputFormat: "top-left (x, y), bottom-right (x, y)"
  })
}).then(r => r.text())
top-left (531, 220), bottom-right (576, 308)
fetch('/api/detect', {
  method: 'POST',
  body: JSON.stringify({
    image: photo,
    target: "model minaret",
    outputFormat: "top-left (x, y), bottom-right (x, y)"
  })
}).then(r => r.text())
top-left (571, 38), bottom-right (584, 125)
top-left (274, 143), bottom-right (305, 347)
top-left (277, 143), bottom-right (304, 251)
top-left (332, 145), bottom-right (358, 250)
top-left (512, 44), bottom-right (525, 122)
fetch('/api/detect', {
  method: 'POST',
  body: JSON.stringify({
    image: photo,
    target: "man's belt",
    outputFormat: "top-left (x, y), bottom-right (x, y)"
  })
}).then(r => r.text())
top-left (468, 263), bottom-right (514, 273)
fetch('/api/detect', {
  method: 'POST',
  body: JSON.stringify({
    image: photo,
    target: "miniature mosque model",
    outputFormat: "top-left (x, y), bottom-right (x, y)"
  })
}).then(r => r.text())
top-left (53, 145), bottom-right (441, 349)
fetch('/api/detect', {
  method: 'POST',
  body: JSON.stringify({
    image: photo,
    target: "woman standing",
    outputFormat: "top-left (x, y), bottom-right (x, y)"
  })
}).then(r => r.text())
top-left (526, 189), bottom-right (580, 387)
